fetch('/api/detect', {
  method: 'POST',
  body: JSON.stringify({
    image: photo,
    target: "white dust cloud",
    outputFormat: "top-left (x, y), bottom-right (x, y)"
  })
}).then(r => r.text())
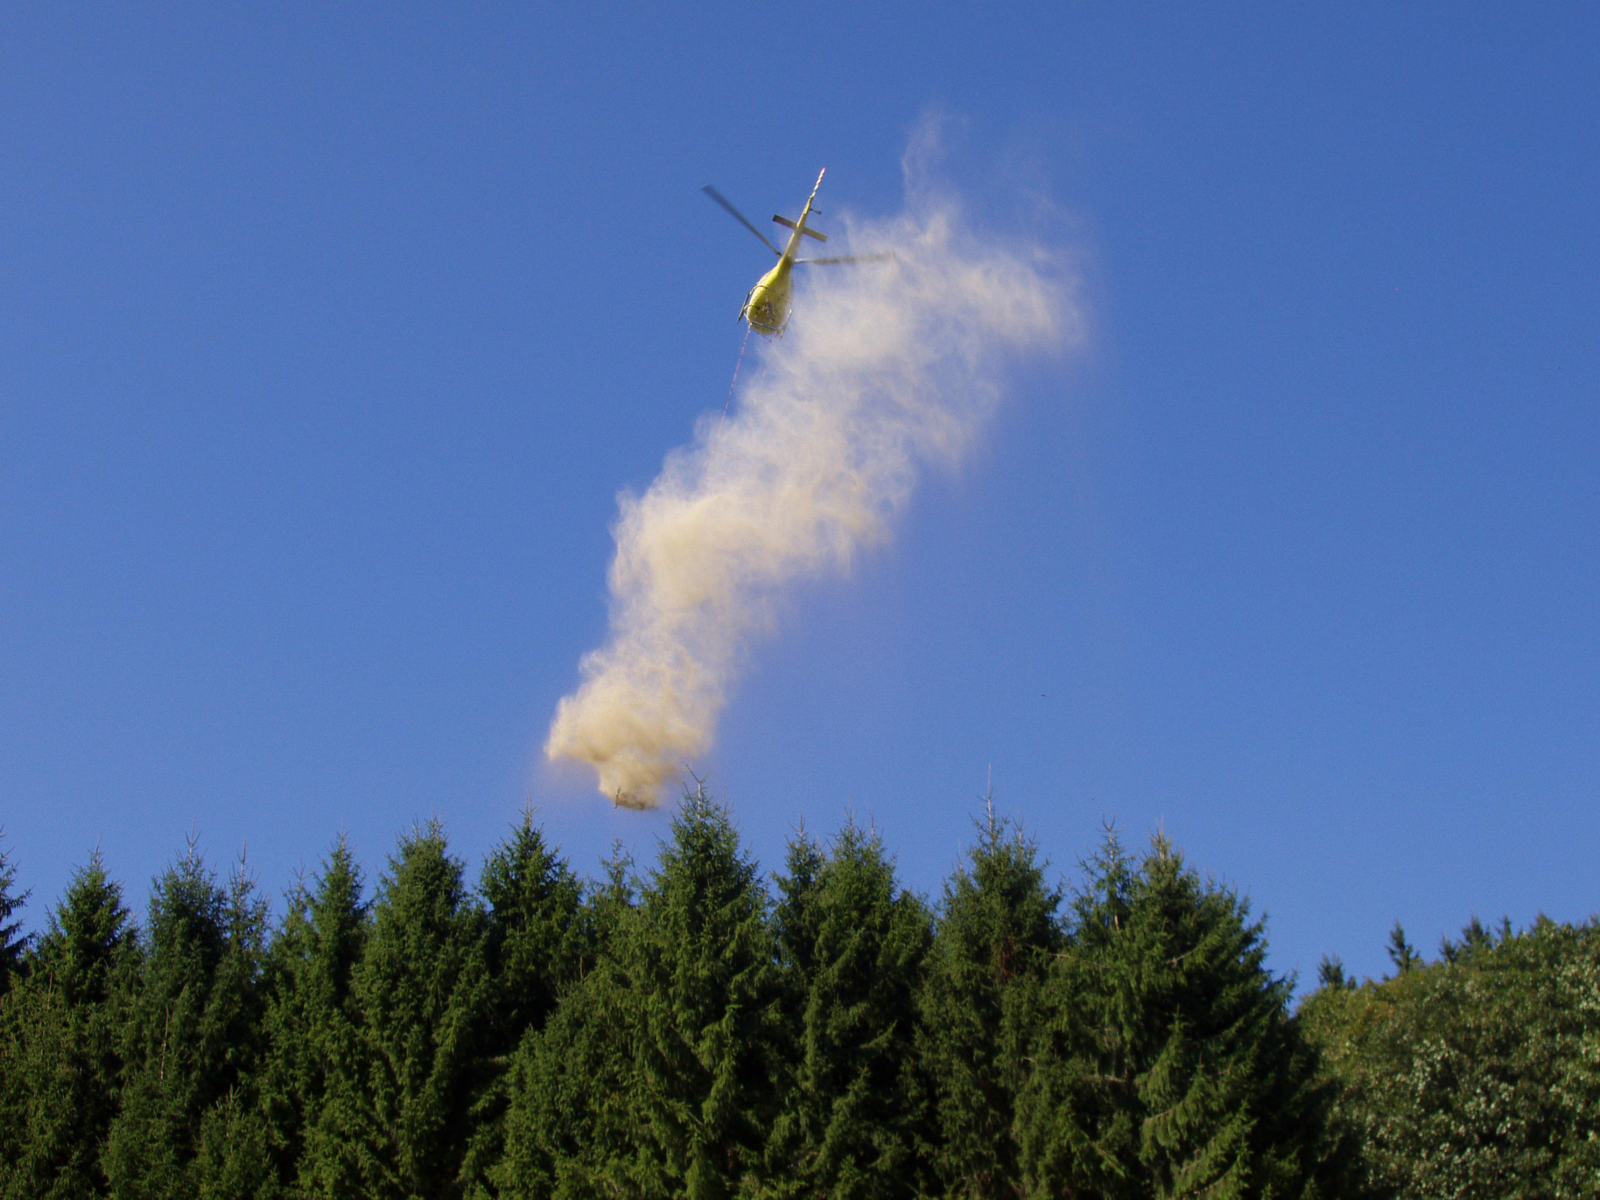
top-left (547, 143), bottom-right (1079, 807)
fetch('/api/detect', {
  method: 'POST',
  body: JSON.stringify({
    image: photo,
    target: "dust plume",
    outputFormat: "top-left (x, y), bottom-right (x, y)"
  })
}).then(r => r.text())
top-left (547, 144), bottom-right (1079, 808)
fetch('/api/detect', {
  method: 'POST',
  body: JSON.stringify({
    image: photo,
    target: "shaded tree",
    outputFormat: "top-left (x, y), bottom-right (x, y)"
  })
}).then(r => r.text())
top-left (462, 814), bottom-right (588, 1194)
top-left (0, 852), bottom-right (136, 1199)
top-left (258, 835), bottom-right (370, 1197)
top-left (1017, 831), bottom-right (1341, 1198)
top-left (768, 819), bottom-right (934, 1200)
top-left (1316, 955), bottom-right (1353, 992)
top-left (498, 788), bottom-right (783, 1200)
top-left (0, 834), bottom-right (29, 996)
top-left (101, 844), bottom-right (272, 1198)
top-left (495, 844), bottom-right (639, 1200)
top-left (917, 800), bottom-right (1063, 1199)
top-left (315, 819), bottom-right (490, 1199)
top-left (1386, 923), bottom-right (1420, 977)
top-left (625, 788), bottom-right (786, 1198)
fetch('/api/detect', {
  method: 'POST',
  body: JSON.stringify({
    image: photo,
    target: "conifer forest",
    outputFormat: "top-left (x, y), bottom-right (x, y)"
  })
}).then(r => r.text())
top-left (1, 792), bottom-right (1596, 1199)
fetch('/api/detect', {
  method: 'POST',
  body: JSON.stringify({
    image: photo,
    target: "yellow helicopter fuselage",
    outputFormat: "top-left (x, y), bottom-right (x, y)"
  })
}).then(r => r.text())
top-left (742, 257), bottom-right (794, 336)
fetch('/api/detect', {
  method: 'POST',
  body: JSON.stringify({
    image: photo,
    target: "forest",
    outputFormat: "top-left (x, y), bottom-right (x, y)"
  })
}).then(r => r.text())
top-left (0, 790), bottom-right (1596, 1200)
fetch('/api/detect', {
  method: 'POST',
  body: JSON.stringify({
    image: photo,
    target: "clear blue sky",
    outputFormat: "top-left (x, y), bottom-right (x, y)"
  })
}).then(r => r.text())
top-left (2, 5), bottom-right (1596, 987)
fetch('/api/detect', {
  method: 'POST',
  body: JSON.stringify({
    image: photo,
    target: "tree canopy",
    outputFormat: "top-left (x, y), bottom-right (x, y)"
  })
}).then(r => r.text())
top-left (2, 795), bottom-right (1594, 1199)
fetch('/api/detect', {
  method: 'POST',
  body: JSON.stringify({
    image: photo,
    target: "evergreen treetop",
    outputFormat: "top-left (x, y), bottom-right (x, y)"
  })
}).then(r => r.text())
top-left (5, 799), bottom-right (1588, 1199)
top-left (258, 834), bottom-right (369, 1195)
top-left (0, 833), bottom-right (31, 995)
top-left (32, 849), bottom-right (135, 1007)
top-left (101, 844), bottom-right (271, 1198)
top-left (478, 810), bottom-right (588, 1048)
top-left (0, 852), bottom-right (137, 1199)
top-left (627, 787), bottom-right (785, 1200)
top-left (919, 800), bottom-right (1062, 1199)
top-left (336, 817), bottom-right (491, 1200)
top-left (1020, 831), bottom-right (1342, 1199)
top-left (464, 814), bottom-right (589, 1195)
top-left (1387, 921), bottom-right (1421, 977)
top-left (770, 817), bottom-right (933, 1200)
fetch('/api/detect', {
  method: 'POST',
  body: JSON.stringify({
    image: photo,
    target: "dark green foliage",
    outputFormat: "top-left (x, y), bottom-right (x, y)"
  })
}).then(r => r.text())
top-left (195, 1086), bottom-right (282, 1200)
top-left (1436, 913), bottom-right (1497, 966)
top-left (499, 788), bottom-right (783, 1200)
top-left (618, 788), bottom-right (785, 1198)
top-left (495, 843), bottom-right (640, 1200)
top-left (0, 981), bottom-right (90, 1200)
top-left (102, 844), bottom-right (272, 1198)
top-left (33, 851), bottom-right (135, 1011)
top-left (316, 818), bottom-right (491, 1200)
top-left (257, 836), bottom-right (369, 1197)
top-left (1302, 916), bottom-right (1600, 1199)
top-left (0, 853), bottom-right (136, 1199)
top-left (494, 956), bottom-right (639, 1200)
top-left (769, 819), bottom-right (934, 1200)
top-left (1317, 955), bottom-right (1353, 991)
top-left (478, 813), bottom-right (589, 1042)
top-left (1018, 831), bottom-right (1340, 1199)
top-left (464, 815), bottom-right (588, 1194)
top-left (17, 797), bottom-right (1600, 1200)
top-left (0, 834), bottom-right (29, 996)
top-left (917, 801), bottom-right (1062, 1198)
top-left (1386, 923), bottom-right (1420, 977)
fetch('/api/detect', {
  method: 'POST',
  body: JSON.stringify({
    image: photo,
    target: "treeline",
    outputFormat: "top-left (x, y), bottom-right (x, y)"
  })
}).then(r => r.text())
top-left (1302, 917), bottom-right (1600, 1198)
top-left (0, 793), bottom-right (1594, 1199)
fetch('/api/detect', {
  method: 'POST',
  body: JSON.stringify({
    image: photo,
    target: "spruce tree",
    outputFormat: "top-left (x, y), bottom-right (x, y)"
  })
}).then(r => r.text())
top-left (0, 976), bottom-right (81, 1200)
top-left (478, 812), bottom-right (588, 1041)
top-left (499, 789), bottom-right (783, 1200)
top-left (0, 852), bottom-right (136, 1199)
top-left (319, 819), bottom-right (490, 1199)
top-left (33, 851), bottom-right (134, 1012)
top-left (462, 815), bottom-right (588, 1193)
top-left (194, 1085), bottom-right (282, 1200)
top-left (1387, 922), bottom-right (1420, 976)
top-left (101, 844), bottom-right (272, 1198)
top-left (626, 788), bottom-right (785, 1199)
top-left (258, 835), bottom-right (369, 1197)
top-left (494, 960), bottom-right (639, 1200)
top-left (494, 844), bottom-right (640, 1200)
top-left (917, 801), bottom-right (1062, 1199)
top-left (0, 834), bottom-right (29, 995)
top-left (769, 819), bottom-right (933, 1200)
top-left (1017, 831), bottom-right (1338, 1199)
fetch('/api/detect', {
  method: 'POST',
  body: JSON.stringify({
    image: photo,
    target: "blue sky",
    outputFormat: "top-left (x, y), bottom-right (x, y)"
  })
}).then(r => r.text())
top-left (2, 5), bottom-right (1595, 987)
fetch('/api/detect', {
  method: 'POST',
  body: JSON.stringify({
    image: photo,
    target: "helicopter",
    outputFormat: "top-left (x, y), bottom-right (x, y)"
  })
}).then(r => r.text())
top-left (701, 168), bottom-right (888, 336)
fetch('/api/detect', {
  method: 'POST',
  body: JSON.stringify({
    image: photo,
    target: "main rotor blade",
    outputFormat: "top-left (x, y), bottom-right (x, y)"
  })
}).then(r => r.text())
top-left (701, 185), bottom-right (781, 256)
top-left (796, 252), bottom-right (896, 265)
